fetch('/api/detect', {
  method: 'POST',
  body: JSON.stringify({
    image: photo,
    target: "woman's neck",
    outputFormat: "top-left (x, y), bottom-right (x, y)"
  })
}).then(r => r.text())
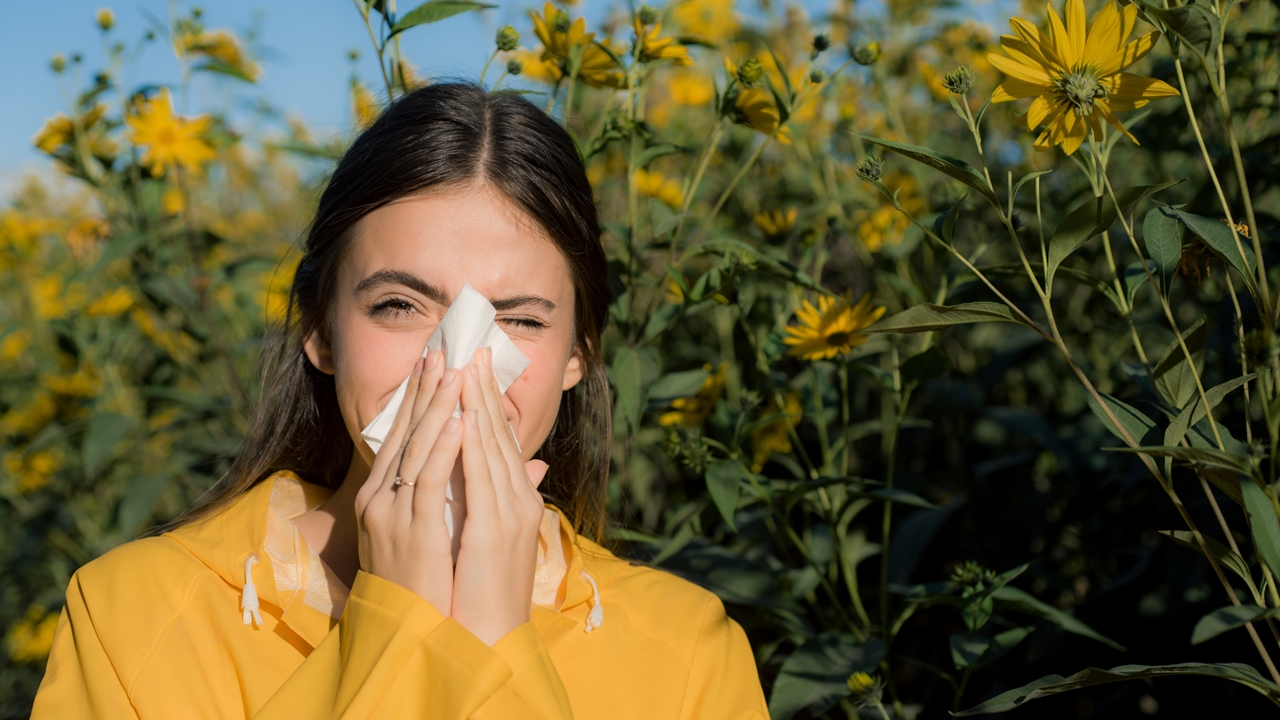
top-left (293, 455), bottom-right (370, 589)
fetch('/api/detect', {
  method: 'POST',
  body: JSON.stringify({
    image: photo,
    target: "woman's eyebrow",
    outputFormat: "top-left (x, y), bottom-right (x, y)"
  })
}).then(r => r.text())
top-left (355, 271), bottom-right (554, 312)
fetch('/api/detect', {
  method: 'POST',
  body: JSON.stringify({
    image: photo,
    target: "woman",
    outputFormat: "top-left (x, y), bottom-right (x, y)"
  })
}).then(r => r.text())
top-left (32, 82), bottom-right (767, 719)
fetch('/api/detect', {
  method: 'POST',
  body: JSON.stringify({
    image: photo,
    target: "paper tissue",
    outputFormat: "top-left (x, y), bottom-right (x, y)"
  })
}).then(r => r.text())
top-left (360, 283), bottom-right (531, 550)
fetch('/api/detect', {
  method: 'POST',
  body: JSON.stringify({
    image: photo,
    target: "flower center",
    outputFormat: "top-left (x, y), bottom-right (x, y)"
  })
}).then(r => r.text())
top-left (1054, 66), bottom-right (1107, 115)
top-left (825, 331), bottom-right (852, 346)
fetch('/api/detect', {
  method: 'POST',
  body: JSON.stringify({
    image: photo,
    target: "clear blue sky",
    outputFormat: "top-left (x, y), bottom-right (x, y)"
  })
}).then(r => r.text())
top-left (0, 0), bottom-right (1005, 188)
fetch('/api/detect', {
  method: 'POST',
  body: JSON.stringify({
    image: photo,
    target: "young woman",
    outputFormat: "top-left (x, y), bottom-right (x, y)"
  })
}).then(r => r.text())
top-left (32, 83), bottom-right (767, 719)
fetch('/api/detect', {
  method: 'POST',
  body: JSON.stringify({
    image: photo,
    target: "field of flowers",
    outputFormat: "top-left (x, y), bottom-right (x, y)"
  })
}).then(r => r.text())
top-left (2, 0), bottom-right (1278, 716)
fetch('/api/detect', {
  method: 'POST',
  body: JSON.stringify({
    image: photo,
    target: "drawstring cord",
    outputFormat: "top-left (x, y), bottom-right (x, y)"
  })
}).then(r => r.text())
top-left (242, 554), bottom-right (263, 627)
top-left (579, 568), bottom-right (604, 633)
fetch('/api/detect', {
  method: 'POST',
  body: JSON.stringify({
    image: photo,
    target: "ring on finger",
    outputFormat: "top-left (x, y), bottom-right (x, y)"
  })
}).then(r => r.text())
top-left (393, 475), bottom-right (417, 488)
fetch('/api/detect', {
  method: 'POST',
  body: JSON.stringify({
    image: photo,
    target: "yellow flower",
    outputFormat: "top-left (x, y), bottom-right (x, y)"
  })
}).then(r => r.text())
top-left (32, 105), bottom-right (106, 155)
top-left (635, 168), bottom-right (684, 210)
top-left (31, 275), bottom-right (87, 320)
top-left (178, 29), bottom-right (260, 81)
top-left (161, 187), bottom-right (186, 215)
top-left (257, 254), bottom-right (299, 325)
top-left (988, 0), bottom-right (1179, 155)
top-left (635, 19), bottom-right (693, 66)
top-left (0, 330), bottom-right (32, 364)
top-left (750, 392), bottom-right (802, 472)
top-left (0, 391), bottom-right (57, 437)
top-left (754, 208), bottom-right (797, 237)
top-left (673, 0), bottom-right (738, 45)
top-left (733, 88), bottom-right (792, 144)
top-left (855, 172), bottom-right (924, 252)
top-left (784, 292), bottom-right (886, 360)
top-left (85, 286), bottom-right (135, 317)
top-left (664, 277), bottom-right (685, 304)
top-left (659, 363), bottom-right (727, 427)
top-left (4, 448), bottom-right (63, 494)
top-left (125, 89), bottom-right (216, 176)
top-left (511, 49), bottom-right (563, 85)
top-left (96, 8), bottom-right (115, 31)
top-left (530, 3), bottom-right (626, 89)
top-left (669, 70), bottom-right (715, 106)
top-left (6, 606), bottom-right (59, 663)
top-left (130, 307), bottom-right (198, 362)
top-left (65, 216), bottom-right (109, 258)
top-left (41, 365), bottom-right (101, 398)
top-left (351, 80), bottom-right (380, 131)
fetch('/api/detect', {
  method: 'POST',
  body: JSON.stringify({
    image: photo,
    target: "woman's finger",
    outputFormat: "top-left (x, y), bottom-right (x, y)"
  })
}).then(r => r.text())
top-left (394, 365), bottom-right (462, 523)
top-left (360, 356), bottom-right (425, 510)
top-left (459, 402), bottom-right (498, 522)
top-left (476, 348), bottom-right (532, 498)
top-left (411, 414), bottom-right (464, 521)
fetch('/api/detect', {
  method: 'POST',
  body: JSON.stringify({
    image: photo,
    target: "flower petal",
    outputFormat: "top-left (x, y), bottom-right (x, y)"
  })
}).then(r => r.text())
top-left (999, 36), bottom-right (1057, 74)
top-left (1098, 31), bottom-right (1161, 77)
top-left (1096, 100), bottom-right (1139, 144)
top-left (1119, 3), bottom-right (1138, 44)
top-left (1045, 2), bottom-right (1077, 67)
top-left (1009, 17), bottom-right (1066, 68)
top-left (1066, 0), bottom-right (1087, 65)
top-left (1082, 2), bottom-right (1122, 69)
top-left (1106, 72), bottom-right (1180, 100)
top-left (1026, 95), bottom-right (1056, 129)
top-left (989, 53), bottom-right (1054, 85)
top-left (1060, 111), bottom-right (1087, 155)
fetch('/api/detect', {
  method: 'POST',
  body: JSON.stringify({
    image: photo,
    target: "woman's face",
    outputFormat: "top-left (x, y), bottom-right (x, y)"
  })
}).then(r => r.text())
top-left (304, 183), bottom-right (583, 470)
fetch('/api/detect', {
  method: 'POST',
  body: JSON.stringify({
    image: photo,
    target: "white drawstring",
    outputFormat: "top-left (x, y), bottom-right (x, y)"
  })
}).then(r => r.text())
top-left (242, 554), bottom-right (263, 627)
top-left (579, 569), bottom-right (604, 633)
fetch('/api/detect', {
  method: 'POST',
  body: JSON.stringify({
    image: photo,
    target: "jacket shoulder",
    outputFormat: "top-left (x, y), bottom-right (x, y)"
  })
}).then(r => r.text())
top-left (70, 535), bottom-right (219, 615)
top-left (593, 550), bottom-right (729, 660)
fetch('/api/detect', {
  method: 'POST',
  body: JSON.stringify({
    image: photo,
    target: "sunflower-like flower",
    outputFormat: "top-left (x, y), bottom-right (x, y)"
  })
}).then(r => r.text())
top-left (753, 208), bottom-right (797, 237)
top-left (732, 87), bottom-right (792, 144)
top-left (32, 105), bottom-right (107, 154)
top-left (634, 18), bottom-right (693, 66)
top-left (177, 29), bottom-right (260, 82)
top-left (750, 392), bottom-right (802, 472)
top-left (987, 0), bottom-right (1179, 155)
top-left (659, 363), bottom-right (727, 427)
top-left (784, 292), bottom-right (885, 360)
top-left (635, 168), bottom-right (684, 209)
top-left (125, 89), bottom-right (216, 176)
top-left (530, 2), bottom-right (626, 89)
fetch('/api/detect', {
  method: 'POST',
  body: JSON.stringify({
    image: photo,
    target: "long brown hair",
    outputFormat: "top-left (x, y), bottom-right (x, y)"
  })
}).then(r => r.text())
top-left (160, 82), bottom-right (613, 539)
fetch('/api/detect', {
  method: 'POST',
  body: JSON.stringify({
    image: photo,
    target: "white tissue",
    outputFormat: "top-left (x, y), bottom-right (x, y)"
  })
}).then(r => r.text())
top-left (360, 283), bottom-right (531, 552)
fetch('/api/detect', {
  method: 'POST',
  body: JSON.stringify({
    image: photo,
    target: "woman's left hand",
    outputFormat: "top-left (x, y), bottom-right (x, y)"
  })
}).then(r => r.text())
top-left (450, 347), bottom-right (550, 646)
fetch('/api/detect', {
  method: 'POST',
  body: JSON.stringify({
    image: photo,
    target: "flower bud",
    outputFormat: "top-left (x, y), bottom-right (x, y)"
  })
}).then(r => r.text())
top-left (737, 57), bottom-right (763, 86)
top-left (810, 32), bottom-right (830, 60)
top-left (637, 5), bottom-right (660, 25)
top-left (846, 672), bottom-right (885, 710)
top-left (551, 10), bottom-right (571, 33)
top-left (851, 40), bottom-right (881, 66)
top-left (50, 54), bottom-right (67, 74)
top-left (809, 68), bottom-right (826, 84)
top-left (506, 58), bottom-right (524, 76)
top-left (856, 156), bottom-right (883, 182)
top-left (496, 25), bottom-right (520, 52)
top-left (941, 65), bottom-right (977, 95)
top-left (95, 8), bottom-right (115, 31)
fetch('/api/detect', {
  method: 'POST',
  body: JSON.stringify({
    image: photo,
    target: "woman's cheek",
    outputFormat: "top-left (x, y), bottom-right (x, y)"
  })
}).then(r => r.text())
top-left (334, 310), bottom-right (431, 435)
top-left (506, 344), bottom-right (565, 453)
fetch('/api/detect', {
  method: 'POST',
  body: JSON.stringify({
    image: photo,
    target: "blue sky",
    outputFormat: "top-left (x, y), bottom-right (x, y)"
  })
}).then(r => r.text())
top-left (0, 0), bottom-right (1006, 188)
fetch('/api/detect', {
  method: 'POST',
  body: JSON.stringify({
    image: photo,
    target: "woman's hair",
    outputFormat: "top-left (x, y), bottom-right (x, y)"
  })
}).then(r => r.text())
top-left (160, 82), bottom-right (613, 539)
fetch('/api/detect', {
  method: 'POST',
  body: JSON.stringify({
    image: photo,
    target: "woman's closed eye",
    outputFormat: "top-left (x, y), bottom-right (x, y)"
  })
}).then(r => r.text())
top-left (368, 297), bottom-right (418, 319)
top-left (499, 315), bottom-right (547, 331)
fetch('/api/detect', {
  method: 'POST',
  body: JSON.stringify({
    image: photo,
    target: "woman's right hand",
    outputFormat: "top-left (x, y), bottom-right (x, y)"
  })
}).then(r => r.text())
top-left (353, 349), bottom-right (465, 615)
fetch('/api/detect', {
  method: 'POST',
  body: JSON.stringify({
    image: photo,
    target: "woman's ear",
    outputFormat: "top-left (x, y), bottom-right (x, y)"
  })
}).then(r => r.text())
top-left (560, 344), bottom-right (584, 391)
top-left (303, 329), bottom-right (335, 375)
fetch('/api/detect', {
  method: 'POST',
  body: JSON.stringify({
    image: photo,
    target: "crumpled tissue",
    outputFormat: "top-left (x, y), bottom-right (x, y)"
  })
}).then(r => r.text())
top-left (360, 283), bottom-right (530, 550)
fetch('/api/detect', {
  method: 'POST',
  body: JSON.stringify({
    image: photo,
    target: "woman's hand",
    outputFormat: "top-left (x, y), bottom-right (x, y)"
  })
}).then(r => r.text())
top-left (451, 347), bottom-right (550, 646)
top-left (353, 349), bottom-right (465, 615)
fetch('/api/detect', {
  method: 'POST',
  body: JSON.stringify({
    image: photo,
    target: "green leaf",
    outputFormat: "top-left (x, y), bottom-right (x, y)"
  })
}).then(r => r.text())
top-left (1012, 170), bottom-right (1053, 200)
top-left (899, 346), bottom-right (951, 386)
top-left (768, 633), bottom-right (884, 720)
top-left (1111, 445), bottom-right (1255, 478)
top-left (993, 586), bottom-right (1126, 650)
top-left (1167, 208), bottom-right (1258, 295)
top-left (933, 196), bottom-right (965, 244)
top-left (83, 413), bottom-right (135, 479)
top-left (863, 302), bottom-right (1031, 334)
top-left (977, 262), bottom-right (1122, 312)
top-left (857, 135), bottom-right (997, 204)
top-left (956, 663), bottom-right (1280, 715)
top-left (705, 459), bottom-right (744, 531)
top-left (1153, 317), bottom-right (1208, 410)
top-left (1193, 605), bottom-right (1280, 645)
top-left (690, 238), bottom-right (829, 294)
top-left (1147, 1), bottom-right (1221, 66)
top-left (610, 347), bottom-right (642, 433)
top-left (637, 143), bottom-right (683, 169)
top-left (975, 627), bottom-right (1035, 670)
top-left (950, 633), bottom-right (990, 669)
top-left (1086, 392), bottom-right (1156, 445)
top-left (648, 368), bottom-right (709, 402)
top-left (118, 474), bottom-right (169, 537)
top-left (1164, 374), bottom-right (1254, 450)
top-left (1143, 206), bottom-right (1184, 294)
top-left (1045, 181), bottom-right (1181, 290)
top-left (1161, 530), bottom-right (1258, 598)
top-left (1123, 261), bottom-right (1151, 305)
top-left (1242, 480), bottom-right (1280, 584)
top-left (390, 0), bottom-right (494, 35)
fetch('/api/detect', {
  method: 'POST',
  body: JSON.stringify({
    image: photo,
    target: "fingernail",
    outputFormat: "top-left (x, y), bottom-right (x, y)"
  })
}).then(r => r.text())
top-left (468, 408), bottom-right (480, 426)
top-left (444, 417), bottom-right (460, 433)
top-left (469, 364), bottom-right (479, 380)
top-left (442, 367), bottom-right (458, 386)
top-left (413, 357), bottom-right (425, 374)
top-left (425, 351), bottom-right (440, 370)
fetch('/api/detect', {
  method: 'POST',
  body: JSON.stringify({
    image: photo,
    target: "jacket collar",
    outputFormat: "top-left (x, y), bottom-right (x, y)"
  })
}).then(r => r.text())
top-left (163, 471), bottom-right (629, 652)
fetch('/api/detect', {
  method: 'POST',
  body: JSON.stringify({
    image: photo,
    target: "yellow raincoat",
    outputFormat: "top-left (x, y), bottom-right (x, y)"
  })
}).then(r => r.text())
top-left (32, 471), bottom-right (767, 718)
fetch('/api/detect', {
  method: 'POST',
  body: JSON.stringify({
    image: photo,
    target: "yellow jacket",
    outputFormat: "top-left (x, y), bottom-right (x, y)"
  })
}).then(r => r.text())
top-left (31, 472), bottom-right (767, 719)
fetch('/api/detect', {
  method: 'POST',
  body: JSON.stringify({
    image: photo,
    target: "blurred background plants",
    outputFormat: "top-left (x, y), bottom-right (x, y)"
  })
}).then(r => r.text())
top-left (2, 0), bottom-right (1278, 717)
